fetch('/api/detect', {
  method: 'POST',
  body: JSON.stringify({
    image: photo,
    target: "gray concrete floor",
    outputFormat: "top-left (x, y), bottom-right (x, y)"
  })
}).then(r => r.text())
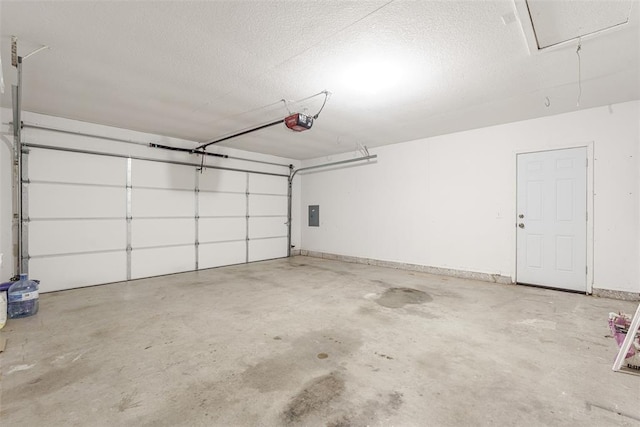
top-left (1, 256), bottom-right (639, 426)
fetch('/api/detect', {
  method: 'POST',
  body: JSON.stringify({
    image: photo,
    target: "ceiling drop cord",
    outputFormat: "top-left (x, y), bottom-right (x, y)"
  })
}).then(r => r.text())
top-left (576, 38), bottom-right (582, 107)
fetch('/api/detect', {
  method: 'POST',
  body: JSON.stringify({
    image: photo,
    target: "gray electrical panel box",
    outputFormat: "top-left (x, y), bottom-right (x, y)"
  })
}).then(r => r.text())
top-left (308, 205), bottom-right (319, 227)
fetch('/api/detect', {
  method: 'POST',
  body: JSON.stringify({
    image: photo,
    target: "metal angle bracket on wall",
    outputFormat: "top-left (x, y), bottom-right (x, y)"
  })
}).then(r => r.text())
top-left (10, 36), bottom-right (50, 277)
top-left (12, 41), bottom-right (25, 276)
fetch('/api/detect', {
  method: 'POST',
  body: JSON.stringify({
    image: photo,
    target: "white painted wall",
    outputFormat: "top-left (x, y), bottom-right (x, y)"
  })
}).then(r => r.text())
top-left (300, 101), bottom-right (640, 294)
top-left (0, 109), bottom-right (300, 283)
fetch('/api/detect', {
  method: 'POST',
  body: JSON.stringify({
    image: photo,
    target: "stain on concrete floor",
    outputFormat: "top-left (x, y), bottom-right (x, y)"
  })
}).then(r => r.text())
top-left (323, 390), bottom-right (405, 427)
top-left (239, 329), bottom-right (362, 393)
top-left (376, 287), bottom-right (432, 308)
top-left (5, 359), bottom-right (96, 402)
top-left (282, 372), bottom-right (345, 425)
top-left (117, 391), bottom-right (142, 412)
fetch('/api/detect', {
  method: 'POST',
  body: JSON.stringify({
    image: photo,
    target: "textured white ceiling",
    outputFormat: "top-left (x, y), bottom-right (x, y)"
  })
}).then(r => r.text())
top-left (1, 0), bottom-right (638, 160)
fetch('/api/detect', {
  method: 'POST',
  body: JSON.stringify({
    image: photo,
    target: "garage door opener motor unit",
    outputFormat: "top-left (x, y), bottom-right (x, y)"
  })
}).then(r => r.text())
top-left (284, 113), bottom-right (313, 132)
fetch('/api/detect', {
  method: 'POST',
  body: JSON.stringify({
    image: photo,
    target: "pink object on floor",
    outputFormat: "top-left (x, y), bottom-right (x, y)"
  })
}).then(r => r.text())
top-left (609, 312), bottom-right (638, 359)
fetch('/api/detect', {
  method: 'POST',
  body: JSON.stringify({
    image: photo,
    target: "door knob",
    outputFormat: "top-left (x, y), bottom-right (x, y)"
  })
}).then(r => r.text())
top-left (518, 214), bottom-right (524, 218)
top-left (518, 223), bottom-right (525, 229)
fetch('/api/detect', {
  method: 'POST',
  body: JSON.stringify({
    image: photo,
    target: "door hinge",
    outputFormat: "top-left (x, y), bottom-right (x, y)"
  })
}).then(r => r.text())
top-left (586, 266), bottom-right (588, 275)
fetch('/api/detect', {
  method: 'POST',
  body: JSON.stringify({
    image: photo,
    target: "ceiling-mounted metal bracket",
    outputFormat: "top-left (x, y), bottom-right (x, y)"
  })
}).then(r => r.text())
top-left (149, 142), bottom-right (229, 159)
top-left (195, 90), bottom-right (331, 151)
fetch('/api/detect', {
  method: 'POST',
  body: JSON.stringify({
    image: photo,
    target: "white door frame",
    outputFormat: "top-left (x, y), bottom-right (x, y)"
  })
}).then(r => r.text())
top-left (514, 142), bottom-right (594, 294)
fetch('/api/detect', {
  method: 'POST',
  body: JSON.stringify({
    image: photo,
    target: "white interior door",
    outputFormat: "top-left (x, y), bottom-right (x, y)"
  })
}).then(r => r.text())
top-left (516, 147), bottom-right (587, 291)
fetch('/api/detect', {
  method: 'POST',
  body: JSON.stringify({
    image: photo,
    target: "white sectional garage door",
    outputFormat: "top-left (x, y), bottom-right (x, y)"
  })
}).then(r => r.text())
top-left (130, 159), bottom-right (197, 280)
top-left (247, 174), bottom-right (289, 262)
top-left (24, 147), bottom-right (289, 292)
top-left (27, 149), bottom-right (128, 292)
top-left (198, 168), bottom-right (248, 270)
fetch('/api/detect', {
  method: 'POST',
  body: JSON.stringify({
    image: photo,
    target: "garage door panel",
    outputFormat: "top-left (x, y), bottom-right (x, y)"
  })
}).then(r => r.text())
top-left (30, 252), bottom-right (127, 293)
top-left (132, 188), bottom-right (194, 217)
top-left (199, 217), bottom-right (245, 243)
top-left (28, 150), bottom-right (126, 186)
top-left (249, 175), bottom-right (287, 195)
top-left (199, 241), bottom-right (246, 269)
top-left (132, 160), bottom-right (195, 190)
top-left (132, 218), bottom-right (195, 248)
top-left (249, 237), bottom-right (287, 262)
top-left (199, 192), bottom-right (245, 217)
top-left (29, 219), bottom-right (126, 256)
top-left (249, 217), bottom-right (287, 239)
top-left (28, 184), bottom-right (125, 218)
top-left (200, 170), bottom-right (246, 192)
top-left (25, 146), bottom-right (289, 292)
top-left (131, 246), bottom-right (195, 279)
top-left (249, 195), bottom-right (287, 216)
